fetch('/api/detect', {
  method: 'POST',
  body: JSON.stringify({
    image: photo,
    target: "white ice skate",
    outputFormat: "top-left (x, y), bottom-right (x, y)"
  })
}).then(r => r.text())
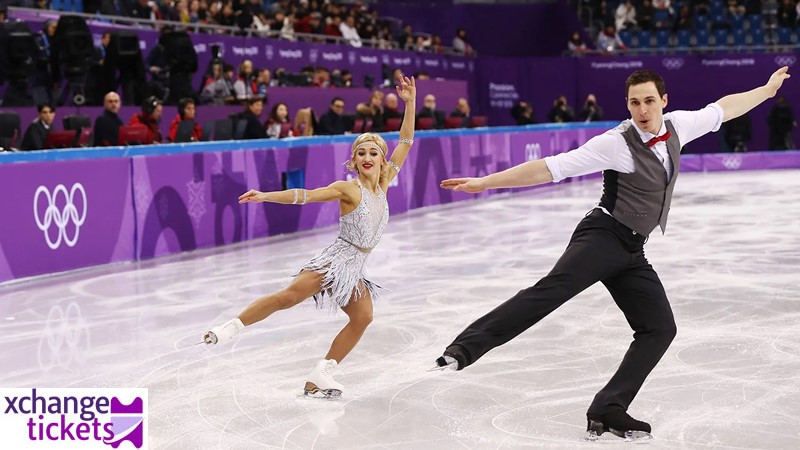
top-left (203, 318), bottom-right (244, 345)
top-left (304, 359), bottom-right (344, 399)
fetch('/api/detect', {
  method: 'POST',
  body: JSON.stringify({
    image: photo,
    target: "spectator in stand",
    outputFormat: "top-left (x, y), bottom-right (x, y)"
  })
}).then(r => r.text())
top-left (653, 0), bottom-right (674, 29)
top-left (129, 96), bottom-right (164, 144)
top-left (331, 69), bottom-right (353, 87)
top-left (637, 0), bottom-right (654, 31)
top-left (234, 97), bottom-right (268, 140)
top-left (547, 95), bottom-right (574, 123)
top-left (417, 94), bottom-right (446, 129)
top-left (597, 24), bottom-right (626, 53)
top-left (510, 101), bottom-right (537, 126)
top-left (265, 102), bottom-right (294, 138)
top-left (430, 35), bottom-right (444, 53)
top-left (130, 0), bottom-right (160, 21)
top-left (101, 0), bottom-right (131, 17)
top-left (402, 34), bottom-right (415, 51)
top-left (384, 93), bottom-right (403, 120)
top-left (396, 24), bottom-right (413, 48)
top-left (595, 0), bottom-right (616, 27)
top-left (340, 15), bottom-right (362, 47)
top-left (325, 16), bottom-right (344, 41)
top-left (295, 11), bottom-right (325, 35)
top-left (218, 3), bottom-right (236, 27)
top-left (201, 63), bottom-right (235, 105)
top-left (415, 35), bottom-right (431, 52)
top-left (727, 0), bottom-right (747, 17)
top-left (355, 90), bottom-right (385, 132)
top-left (694, 0), bottom-right (711, 16)
top-left (94, 92), bottom-right (124, 147)
top-left (777, 0), bottom-right (797, 28)
top-left (281, 13), bottom-right (297, 41)
top-left (578, 94), bottom-right (604, 122)
top-left (311, 66), bottom-right (331, 88)
top-left (168, 98), bottom-right (203, 142)
top-left (568, 31), bottom-right (587, 54)
top-left (615, 0), bottom-right (638, 31)
top-left (316, 97), bottom-right (349, 135)
top-left (22, 103), bottom-right (56, 151)
top-left (673, 5), bottom-right (694, 31)
top-left (767, 96), bottom-right (796, 150)
top-left (383, 67), bottom-right (404, 88)
top-left (450, 98), bottom-right (471, 127)
top-left (452, 28), bottom-right (473, 56)
top-left (233, 60), bottom-right (258, 102)
top-left (256, 69), bottom-right (271, 97)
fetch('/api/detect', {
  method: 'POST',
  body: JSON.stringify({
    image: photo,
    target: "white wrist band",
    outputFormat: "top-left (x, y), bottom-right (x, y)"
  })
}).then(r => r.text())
top-left (399, 138), bottom-right (413, 145)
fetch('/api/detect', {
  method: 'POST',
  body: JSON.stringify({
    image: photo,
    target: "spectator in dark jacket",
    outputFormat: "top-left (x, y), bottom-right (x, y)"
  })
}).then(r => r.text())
top-left (22, 103), bottom-right (56, 151)
top-left (315, 97), bottom-right (349, 135)
top-left (93, 92), bottom-right (124, 146)
top-left (417, 94), bottom-right (446, 129)
top-left (233, 97), bottom-right (268, 140)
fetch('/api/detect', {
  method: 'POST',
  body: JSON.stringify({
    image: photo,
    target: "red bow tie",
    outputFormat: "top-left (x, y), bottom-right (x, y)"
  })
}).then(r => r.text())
top-left (646, 130), bottom-right (671, 147)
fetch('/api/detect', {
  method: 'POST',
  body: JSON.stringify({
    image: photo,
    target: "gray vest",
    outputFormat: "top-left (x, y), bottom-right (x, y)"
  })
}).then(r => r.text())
top-left (599, 120), bottom-right (681, 236)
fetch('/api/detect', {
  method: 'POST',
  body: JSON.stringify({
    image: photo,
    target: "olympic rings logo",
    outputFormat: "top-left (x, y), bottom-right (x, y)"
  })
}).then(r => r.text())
top-left (37, 302), bottom-right (91, 371)
top-left (721, 155), bottom-right (743, 170)
top-left (33, 183), bottom-right (88, 250)
top-left (662, 58), bottom-right (685, 70)
top-left (774, 55), bottom-right (796, 67)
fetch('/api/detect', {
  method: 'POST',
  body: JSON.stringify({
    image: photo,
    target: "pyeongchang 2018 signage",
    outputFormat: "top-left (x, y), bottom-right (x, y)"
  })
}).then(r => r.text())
top-left (0, 388), bottom-right (148, 449)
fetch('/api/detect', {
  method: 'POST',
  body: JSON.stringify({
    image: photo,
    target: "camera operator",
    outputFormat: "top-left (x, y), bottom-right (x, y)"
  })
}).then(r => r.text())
top-left (547, 95), bottom-right (574, 123)
top-left (578, 94), bottom-right (604, 122)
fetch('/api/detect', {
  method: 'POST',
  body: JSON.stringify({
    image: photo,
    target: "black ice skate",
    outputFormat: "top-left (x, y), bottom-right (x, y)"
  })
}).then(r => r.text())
top-left (584, 410), bottom-right (653, 442)
top-left (429, 348), bottom-right (466, 372)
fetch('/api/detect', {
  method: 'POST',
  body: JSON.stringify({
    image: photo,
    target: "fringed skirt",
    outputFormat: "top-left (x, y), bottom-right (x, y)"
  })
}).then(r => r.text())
top-left (293, 239), bottom-right (381, 311)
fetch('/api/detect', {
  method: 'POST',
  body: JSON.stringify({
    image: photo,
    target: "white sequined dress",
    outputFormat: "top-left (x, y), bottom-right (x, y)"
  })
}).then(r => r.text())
top-left (296, 178), bottom-right (389, 310)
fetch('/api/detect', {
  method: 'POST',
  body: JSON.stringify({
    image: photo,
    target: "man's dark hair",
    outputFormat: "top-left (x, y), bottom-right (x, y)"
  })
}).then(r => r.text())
top-left (37, 103), bottom-right (55, 113)
top-left (330, 97), bottom-right (344, 105)
top-left (626, 70), bottom-right (666, 98)
top-left (245, 96), bottom-right (264, 106)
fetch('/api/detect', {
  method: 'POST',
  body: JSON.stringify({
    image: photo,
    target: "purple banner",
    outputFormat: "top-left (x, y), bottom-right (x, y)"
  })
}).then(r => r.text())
top-left (0, 158), bottom-right (133, 282)
top-left (132, 151), bottom-right (248, 260)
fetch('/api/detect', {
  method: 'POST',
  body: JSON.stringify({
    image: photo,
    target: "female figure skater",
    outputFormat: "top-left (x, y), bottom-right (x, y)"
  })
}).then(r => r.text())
top-left (203, 75), bottom-right (416, 398)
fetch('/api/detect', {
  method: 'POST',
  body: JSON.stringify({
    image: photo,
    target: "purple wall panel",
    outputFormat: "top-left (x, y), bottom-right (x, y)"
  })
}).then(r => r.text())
top-left (0, 158), bottom-right (133, 282)
top-left (132, 151), bottom-right (248, 260)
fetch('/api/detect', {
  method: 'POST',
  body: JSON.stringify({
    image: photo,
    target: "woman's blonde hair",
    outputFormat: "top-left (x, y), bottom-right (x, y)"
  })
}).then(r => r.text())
top-left (346, 133), bottom-right (390, 183)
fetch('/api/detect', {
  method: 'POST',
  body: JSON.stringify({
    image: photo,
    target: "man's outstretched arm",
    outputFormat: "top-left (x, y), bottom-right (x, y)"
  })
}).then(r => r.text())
top-left (716, 66), bottom-right (790, 122)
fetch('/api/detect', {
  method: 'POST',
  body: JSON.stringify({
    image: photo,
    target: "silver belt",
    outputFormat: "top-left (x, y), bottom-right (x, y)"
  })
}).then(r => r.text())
top-left (339, 237), bottom-right (373, 253)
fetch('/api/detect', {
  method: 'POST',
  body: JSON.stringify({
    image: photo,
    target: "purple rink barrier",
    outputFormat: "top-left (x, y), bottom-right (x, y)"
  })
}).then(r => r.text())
top-left (0, 158), bottom-right (133, 282)
top-left (2, 124), bottom-right (800, 283)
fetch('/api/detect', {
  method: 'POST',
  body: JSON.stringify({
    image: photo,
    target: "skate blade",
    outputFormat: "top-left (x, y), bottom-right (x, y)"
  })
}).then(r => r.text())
top-left (203, 332), bottom-right (218, 345)
top-left (303, 388), bottom-right (342, 399)
top-left (582, 429), bottom-right (653, 443)
top-left (427, 357), bottom-right (458, 372)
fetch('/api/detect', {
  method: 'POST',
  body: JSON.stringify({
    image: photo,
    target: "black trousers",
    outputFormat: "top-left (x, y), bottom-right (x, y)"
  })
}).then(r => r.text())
top-left (448, 209), bottom-right (677, 415)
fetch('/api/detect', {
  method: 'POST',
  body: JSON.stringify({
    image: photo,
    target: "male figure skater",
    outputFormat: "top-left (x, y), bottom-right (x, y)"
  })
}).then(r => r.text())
top-left (433, 67), bottom-right (791, 440)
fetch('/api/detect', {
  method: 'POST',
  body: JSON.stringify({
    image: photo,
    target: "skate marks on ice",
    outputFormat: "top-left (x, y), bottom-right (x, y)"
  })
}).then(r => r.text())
top-left (1, 171), bottom-right (800, 448)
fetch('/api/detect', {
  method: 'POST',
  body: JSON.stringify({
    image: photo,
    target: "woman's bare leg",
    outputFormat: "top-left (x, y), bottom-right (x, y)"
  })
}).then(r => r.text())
top-left (238, 270), bottom-right (324, 326)
top-left (324, 283), bottom-right (374, 363)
